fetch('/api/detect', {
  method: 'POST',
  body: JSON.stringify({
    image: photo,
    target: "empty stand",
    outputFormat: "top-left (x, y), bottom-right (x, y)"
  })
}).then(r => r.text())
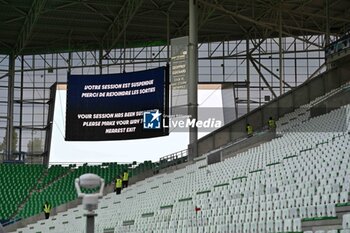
top-left (9, 101), bottom-right (350, 233)
top-left (0, 164), bottom-right (44, 221)
top-left (277, 81), bottom-right (350, 134)
top-left (17, 163), bottom-right (130, 219)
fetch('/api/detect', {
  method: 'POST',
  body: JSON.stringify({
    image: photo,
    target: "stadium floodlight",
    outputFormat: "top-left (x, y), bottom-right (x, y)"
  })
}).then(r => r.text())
top-left (75, 173), bottom-right (105, 233)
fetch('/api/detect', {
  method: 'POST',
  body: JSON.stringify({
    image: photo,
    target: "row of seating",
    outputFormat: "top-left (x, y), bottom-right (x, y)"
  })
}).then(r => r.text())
top-left (17, 163), bottom-right (129, 219)
top-left (0, 161), bottom-right (159, 222)
top-left (11, 102), bottom-right (350, 233)
top-left (0, 164), bottom-right (43, 220)
top-left (276, 81), bottom-right (350, 133)
top-left (16, 161), bottom-right (161, 219)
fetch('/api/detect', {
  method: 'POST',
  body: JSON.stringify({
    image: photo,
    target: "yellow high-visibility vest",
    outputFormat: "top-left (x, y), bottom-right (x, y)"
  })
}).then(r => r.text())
top-left (43, 204), bottom-right (51, 213)
top-left (116, 179), bottom-right (122, 188)
top-left (246, 125), bottom-right (253, 135)
top-left (123, 172), bottom-right (129, 181)
top-left (268, 119), bottom-right (276, 128)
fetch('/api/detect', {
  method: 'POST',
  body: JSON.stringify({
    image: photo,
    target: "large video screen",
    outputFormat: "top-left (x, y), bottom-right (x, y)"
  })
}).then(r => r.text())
top-left (66, 67), bottom-right (169, 141)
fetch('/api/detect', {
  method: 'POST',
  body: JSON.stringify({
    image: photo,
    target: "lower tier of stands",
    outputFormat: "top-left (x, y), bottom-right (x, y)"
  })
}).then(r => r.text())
top-left (9, 104), bottom-right (350, 233)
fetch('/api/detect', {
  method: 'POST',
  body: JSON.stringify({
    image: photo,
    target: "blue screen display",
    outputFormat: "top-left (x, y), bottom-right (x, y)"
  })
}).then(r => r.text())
top-left (66, 67), bottom-right (169, 141)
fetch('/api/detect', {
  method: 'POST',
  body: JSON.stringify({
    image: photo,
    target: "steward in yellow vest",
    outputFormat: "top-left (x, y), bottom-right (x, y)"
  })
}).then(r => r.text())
top-left (122, 171), bottom-right (129, 188)
top-left (268, 117), bottom-right (276, 130)
top-left (43, 201), bottom-right (51, 219)
top-left (246, 124), bottom-right (253, 137)
top-left (115, 177), bottom-right (122, 195)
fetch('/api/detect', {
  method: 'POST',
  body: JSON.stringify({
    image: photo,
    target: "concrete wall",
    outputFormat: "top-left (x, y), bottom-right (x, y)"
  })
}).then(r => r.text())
top-left (221, 83), bottom-right (235, 124)
top-left (310, 88), bottom-right (350, 118)
top-left (214, 127), bottom-right (230, 149)
top-left (278, 93), bottom-right (293, 117)
top-left (230, 118), bottom-right (246, 142)
top-left (157, 161), bottom-right (192, 175)
top-left (197, 60), bottom-right (350, 156)
top-left (129, 170), bottom-right (154, 185)
top-left (262, 102), bottom-right (278, 124)
top-left (221, 131), bottom-right (277, 159)
top-left (197, 135), bottom-right (214, 156)
top-left (294, 84), bottom-right (309, 108)
top-left (207, 151), bottom-right (221, 165)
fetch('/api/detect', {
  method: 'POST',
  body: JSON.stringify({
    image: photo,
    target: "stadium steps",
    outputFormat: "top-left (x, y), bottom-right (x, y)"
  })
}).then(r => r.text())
top-left (38, 165), bottom-right (74, 189)
top-left (37, 165), bottom-right (74, 191)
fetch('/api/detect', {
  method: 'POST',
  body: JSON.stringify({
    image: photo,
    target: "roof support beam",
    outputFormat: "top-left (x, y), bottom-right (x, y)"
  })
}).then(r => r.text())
top-left (173, 0), bottom-right (224, 37)
top-left (4, 16), bottom-right (26, 24)
top-left (13, 0), bottom-right (48, 56)
top-left (250, 57), bottom-right (277, 99)
top-left (102, 0), bottom-right (144, 58)
top-left (251, 56), bottom-right (292, 89)
top-left (0, 73), bottom-right (9, 80)
top-left (303, 0), bottom-right (343, 22)
top-left (197, 0), bottom-right (326, 36)
top-left (0, 40), bottom-right (11, 49)
top-left (82, 2), bottom-right (113, 24)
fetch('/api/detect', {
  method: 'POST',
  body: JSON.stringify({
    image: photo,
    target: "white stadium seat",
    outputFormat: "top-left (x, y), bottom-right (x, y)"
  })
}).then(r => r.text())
top-left (10, 94), bottom-right (350, 233)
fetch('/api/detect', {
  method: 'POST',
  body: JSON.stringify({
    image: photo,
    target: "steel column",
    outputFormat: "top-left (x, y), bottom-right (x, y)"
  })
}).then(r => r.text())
top-left (99, 49), bottom-right (103, 75)
top-left (188, 0), bottom-right (198, 160)
top-left (167, 12), bottom-right (170, 64)
top-left (279, 8), bottom-right (284, 95)
top-left (6, 54), bottom-right (15, 160)
top-left (246, 38), bottom-right (250, 112)
top-left (325, 0), bottom-right (330, 46)
top-left (19, 56), bottom-right (24, 156)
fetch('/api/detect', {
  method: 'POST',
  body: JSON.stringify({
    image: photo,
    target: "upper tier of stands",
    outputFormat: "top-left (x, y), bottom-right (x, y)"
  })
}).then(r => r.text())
top-left (276, 82), bottom-right (350, 134)
top-left (9, 97), bottom-right (350, 232)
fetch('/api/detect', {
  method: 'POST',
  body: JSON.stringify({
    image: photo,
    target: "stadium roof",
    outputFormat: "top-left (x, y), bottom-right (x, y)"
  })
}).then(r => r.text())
top-left (0, 0), bottom-right (350, 55)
